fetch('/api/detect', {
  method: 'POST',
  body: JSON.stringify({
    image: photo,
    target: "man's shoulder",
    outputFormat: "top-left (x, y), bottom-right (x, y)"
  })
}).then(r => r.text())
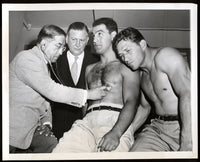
top-left (155, 47), bottom-right (181, 60)
top-left (14, 47), bottom-right (40, 63)
top-left (154, 47), bottom-right (184, 71)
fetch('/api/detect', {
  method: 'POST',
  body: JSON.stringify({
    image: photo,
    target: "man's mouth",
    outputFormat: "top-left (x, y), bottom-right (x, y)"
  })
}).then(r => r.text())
top-left (94, 45), bottom-right (102, 50)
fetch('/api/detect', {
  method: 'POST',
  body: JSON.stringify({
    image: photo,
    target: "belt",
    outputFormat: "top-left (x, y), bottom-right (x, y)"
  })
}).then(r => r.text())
top-left (86, 106), bottom-right (122, 114)
top-left (155, 114), bottom-right (179, 121)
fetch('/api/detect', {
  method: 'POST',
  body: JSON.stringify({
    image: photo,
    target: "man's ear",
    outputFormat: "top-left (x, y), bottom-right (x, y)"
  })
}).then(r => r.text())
top-left (40, 39), bottom-right (47, 50)
top-left (139, 39), bottom-right (147, 51)
top-left (111, 31), bottom-right (117, 41)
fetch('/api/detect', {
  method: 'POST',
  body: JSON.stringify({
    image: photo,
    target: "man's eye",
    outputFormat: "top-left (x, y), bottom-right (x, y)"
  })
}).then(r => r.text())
top-left (119, 53), bottom-right (124, 57)
top-left (125, 49), bottom-right (130, 53)
top-left (55, 44), bottom-right (61, 48)
top-left (98, 33), bottom-right (102, 36)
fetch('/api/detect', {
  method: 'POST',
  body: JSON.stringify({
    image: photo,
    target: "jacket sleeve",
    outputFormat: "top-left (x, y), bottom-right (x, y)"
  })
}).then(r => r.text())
top-left (15, 53), bottom-right (87, 107)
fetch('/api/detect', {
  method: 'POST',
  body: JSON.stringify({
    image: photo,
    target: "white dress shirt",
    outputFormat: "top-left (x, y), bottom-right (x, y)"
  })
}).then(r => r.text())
top-left (67, 51), bottom-right (84, 84)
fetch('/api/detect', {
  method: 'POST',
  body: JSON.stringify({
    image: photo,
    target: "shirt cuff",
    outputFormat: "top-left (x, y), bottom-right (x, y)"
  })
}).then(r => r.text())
top-left (82, 90), bottom-right (87, 106)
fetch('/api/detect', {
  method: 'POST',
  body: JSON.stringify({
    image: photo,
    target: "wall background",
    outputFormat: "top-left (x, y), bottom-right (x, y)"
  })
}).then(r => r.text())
top-left (9, 10), bottom-right (190, 63)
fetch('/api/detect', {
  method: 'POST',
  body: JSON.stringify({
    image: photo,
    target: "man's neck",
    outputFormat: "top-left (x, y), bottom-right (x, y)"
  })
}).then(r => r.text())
top-left (67, 50), bottom-right (84, 57)
top-left (100, 50), bottom-right (117, 65)
top-left (140, 47), bottom-right (157, 73)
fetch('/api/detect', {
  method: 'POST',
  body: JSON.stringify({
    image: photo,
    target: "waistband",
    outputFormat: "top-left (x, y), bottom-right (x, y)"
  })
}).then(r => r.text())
top-left (155, 114), bottom-right (179, 121)
top-left (88, 103), bottom-right (123, 110)
top-left (86, 105), bottom-right (122, 114)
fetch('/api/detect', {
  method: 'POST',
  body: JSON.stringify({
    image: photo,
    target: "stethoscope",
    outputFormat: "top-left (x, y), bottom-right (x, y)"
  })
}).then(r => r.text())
top-left (42, 48), bottom-right (65, 85)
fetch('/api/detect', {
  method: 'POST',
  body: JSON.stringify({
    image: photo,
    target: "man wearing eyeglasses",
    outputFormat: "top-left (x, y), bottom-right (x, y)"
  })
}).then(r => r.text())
top-left (51, 22), bottom-right (100, 140)
top-left (9, 24), bottom-right (109, 153)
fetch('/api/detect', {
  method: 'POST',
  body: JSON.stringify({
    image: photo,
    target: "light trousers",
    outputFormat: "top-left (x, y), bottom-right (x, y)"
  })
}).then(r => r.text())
top-left (130, 119), bottom-right (180, 151)
top-left (53, 110), bottom-right (134, 153)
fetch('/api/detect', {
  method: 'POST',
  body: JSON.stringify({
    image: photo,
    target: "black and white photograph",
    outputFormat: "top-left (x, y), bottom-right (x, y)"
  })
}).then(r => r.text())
top-left (2, 3), bottom-right (198, 160)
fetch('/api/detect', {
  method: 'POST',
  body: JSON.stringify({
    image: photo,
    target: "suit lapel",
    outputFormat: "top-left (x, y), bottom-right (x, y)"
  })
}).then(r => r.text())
top-left (53, 46), bottom-right (97, 88)
top-left (55, 53), bottom-right (74, 86)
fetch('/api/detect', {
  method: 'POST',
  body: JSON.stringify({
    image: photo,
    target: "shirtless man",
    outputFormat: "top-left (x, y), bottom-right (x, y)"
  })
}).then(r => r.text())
top-left (52, 18), bottom-right (140, 152)
top-left (113, 27), bottom-right (192, 151)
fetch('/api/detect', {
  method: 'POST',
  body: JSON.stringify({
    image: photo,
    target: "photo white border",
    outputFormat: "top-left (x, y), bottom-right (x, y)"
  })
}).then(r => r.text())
top-left (2, 3), bottom-right (198, 160)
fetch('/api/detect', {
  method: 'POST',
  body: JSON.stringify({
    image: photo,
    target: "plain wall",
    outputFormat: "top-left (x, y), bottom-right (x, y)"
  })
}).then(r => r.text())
top-left (9, 11), bottom-right (190, 62)
top-left (9, 11), bottom-right (25, 62)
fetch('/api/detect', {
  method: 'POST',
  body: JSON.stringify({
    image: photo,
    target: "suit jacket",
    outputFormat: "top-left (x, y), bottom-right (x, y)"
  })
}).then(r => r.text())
top-left (9, 46), bottom-right (87, 149)
top-left (51, 45), bottom-right (99, 139)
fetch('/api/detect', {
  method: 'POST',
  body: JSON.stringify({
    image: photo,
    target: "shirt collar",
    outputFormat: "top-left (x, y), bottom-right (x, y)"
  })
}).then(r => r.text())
top-left (67, 50), bottom-right (84, 61)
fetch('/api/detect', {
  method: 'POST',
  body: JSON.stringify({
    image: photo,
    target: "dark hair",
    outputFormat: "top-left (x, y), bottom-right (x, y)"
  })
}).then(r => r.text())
top-left (92, 17), bottom-right (118, 33)
top-left (67, 22), bottom-right (89, 34)
top-left (113, 27), bottom-right (147, 53)
top-left (37, 24), bottom-right (66, 44)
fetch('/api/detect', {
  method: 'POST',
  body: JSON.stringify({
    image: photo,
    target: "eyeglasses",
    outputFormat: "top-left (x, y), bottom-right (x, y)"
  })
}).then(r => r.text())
top-left (53, 43), bottom-right (66, 53)
top-left (50, 40), bottom-right (66, 53)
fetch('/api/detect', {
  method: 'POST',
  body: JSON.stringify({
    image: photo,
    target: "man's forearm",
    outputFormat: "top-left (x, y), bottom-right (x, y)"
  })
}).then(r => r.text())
top-left (179, 94), bottom-right (192, 150)
top-left (131, 105), bottom-right (151, 134)
top-left (110, 102), bottom-right (138, 138)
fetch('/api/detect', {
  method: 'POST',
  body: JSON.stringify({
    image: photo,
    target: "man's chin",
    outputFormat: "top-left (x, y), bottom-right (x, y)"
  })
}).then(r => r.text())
top-left (95, 49), bottom-right (103, 54)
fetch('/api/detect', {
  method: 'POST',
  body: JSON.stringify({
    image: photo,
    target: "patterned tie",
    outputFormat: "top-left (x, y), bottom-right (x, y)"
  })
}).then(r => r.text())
top-left (71, 56), bottom-right (78, 85)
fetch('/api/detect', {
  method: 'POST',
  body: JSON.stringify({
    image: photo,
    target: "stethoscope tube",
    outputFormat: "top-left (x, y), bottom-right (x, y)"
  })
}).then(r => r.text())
top-left (43, 51), bottom-right (65, 85)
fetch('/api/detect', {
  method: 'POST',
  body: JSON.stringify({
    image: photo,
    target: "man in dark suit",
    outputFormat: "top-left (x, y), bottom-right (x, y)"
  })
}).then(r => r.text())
top-left (51, 22), bottom-right (99, 139)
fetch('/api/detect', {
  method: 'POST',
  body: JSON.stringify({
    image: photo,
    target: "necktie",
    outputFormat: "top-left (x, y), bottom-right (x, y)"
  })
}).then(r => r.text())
top-left (71, 56), bottom-right (78, 85)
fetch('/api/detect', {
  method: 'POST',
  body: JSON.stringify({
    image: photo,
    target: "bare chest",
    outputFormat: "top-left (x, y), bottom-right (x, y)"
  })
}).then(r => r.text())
top-left (141, 67), bottom-right (174, 103)
top-left (87, 61), bottom-right (122, 88)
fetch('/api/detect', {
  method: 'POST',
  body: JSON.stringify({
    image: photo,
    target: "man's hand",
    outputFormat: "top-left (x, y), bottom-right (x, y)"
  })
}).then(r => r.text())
top-left (97, 131), bottom-right (120, 152)
top-left (35, 124), bottom-right (55, 137)
top-left (87, 86), bottom-right (111, 100)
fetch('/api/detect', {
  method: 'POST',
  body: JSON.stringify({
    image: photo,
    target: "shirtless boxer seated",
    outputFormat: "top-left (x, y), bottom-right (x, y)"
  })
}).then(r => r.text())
top-left (52, 18), bottom-right (140, 153)
top-left (113, 27), bottom-right (192, 151)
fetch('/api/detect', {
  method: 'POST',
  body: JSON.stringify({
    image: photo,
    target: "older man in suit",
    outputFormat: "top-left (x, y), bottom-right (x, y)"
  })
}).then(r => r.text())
top-left (9, 24), bottom-right (108, 153)
top-left (51, 22), bottom-right (99, 139)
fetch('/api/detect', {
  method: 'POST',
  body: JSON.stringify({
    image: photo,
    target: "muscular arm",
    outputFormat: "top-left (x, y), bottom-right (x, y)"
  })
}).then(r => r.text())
top-left (131, 91), bottom-right (151, 135)
top-left (156, 47), bottom-right (192, 151)
top-left (98, 65), bottom-right (140, 151)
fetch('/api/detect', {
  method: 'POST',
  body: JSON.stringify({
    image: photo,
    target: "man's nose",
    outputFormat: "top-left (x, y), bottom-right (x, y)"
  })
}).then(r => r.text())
top-left (121, 55), bottom-right (126, 62)
top-left (75, 40), bottom-right (81, 47)
top-left (93, 36), bottom-right (98, 44)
